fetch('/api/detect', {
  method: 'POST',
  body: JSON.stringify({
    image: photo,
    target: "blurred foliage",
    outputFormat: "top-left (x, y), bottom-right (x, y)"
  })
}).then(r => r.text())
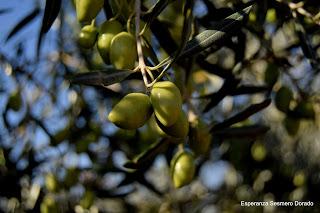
top-left (0, 0), bottom-right (320, 212)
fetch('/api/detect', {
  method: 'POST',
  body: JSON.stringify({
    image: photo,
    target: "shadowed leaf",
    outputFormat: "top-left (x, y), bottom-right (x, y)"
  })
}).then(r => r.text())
top-left (213, 125), bottom-right (270, 138)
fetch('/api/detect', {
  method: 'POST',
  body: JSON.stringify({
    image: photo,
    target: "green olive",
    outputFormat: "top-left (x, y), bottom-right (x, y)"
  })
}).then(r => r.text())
top-left (45, 173), bottom-right (58, 192)
top-left (171, 151), bottom-right (195, 188)
top-left (264, 63), bottom-right (279, 86)
top-left (156, 110), bottom-right (189, 139)
top-left (80, 190), bottom-right (95, 209)
top-left (150, 81), bottom-right (182, 127)
top-left (78, 25), bottom-right (98, 49)
top-left (189, 119), bottom-right (212, 155)
top-left (110, 32), bottom-right (137, 69)
top-left (97, 20), bottom-right (122, 64)
top-left (251, 142), bottom-right (267, 162)
top-left (275, 86), bottom-right (293, 113)
top-left (293, 101), bottom-right (315, 119)
top-left (8, 90), bottom-right (22, 111)
top-left (76, 0), bottom-right (104, 23)
top-left (108, 93), bottom-right (153, 129)
top-left (283, 116), bottom-right (300, 136)
top-left (41, 195), bottom-right (58, 213)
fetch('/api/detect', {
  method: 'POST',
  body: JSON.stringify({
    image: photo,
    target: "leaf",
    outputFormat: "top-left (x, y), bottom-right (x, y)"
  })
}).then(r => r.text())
top-left (37, 0), bottom-right (62, 57)
top-left (178, 5), bottom-right (252, 58)
top-left (142, 0), bottom-right (172, 31)
top-left (6, 8), bottom-right (40, 42)
top-left (70, 69), bottom-right (135, 86)
top-left (210, 99), bottom-right (271, 132)
top-left (123, 139), bottom-right (169, 169)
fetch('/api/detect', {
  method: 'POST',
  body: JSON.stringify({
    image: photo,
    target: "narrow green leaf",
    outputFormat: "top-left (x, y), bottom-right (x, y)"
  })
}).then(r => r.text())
top-left (6, 8), bottom-right (40, 42)
top-left (179, 5), bottom-right (252, 58)
top-left (37, 0), bottom-right (62, 57)
top-left (71, 69), bottom-right (135, 86)
top-left (142, 0), bottom-right (172, 31)
top-left (123, 139), bottom-right (169, 169)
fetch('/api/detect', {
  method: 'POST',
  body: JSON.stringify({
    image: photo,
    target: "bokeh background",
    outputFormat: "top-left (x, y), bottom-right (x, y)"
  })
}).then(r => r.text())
top-left (0, 0), bottom-right (320, 212)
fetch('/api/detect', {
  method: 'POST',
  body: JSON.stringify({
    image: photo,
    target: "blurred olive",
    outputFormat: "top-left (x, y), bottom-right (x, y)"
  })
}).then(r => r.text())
top-left (40, 195), bottom-right (58, 213)
top-left (251, 142), bottom-right (267, 162)
top-left (45, 173), bottom-right (58, 192)
top-left (8, 90), bottom-right (22, 111)
top-left (293, 101), bottom-right (315, 119)
top-left (283, 116), bottom-right (300, 136)
top-left (275, 86), bottom-right (293, 113)
top-left (80, 190), bottom-right (95, 209)
top-left (264, 63), bottom-right (279, 86)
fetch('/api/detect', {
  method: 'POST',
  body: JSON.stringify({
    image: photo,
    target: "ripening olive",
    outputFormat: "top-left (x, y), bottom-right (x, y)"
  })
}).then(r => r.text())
top-left (78, 25), bottom-right (98, 49)
top-left (110, 32), bottom-right (137, 69)
top-left (45, 173), bottom-right (58, 192)
top-left (189, 119), bottom-right (212, 155)
top-left (171, 151), bottom-right (195, 188)
top-left (97, 20), bottom-right (122, 63)
top-left (80, 190), bottom-right (95, 209)
top-left (8, 90), bottom-right (22, 111)
top-left (156, 110), bottom-right (189, 139)
top-left (108, 93), bottom-right (153, 129)
top-left (283, 116), bottom-right (300, 136)
top-left (293, 101), bottom-right (315, 119)
top-left (150, 81), bottom-right (183, 127)
top-left (275, 86), bottom-right (293, 113)
top-left (76, 0), bottom-right (104, 23)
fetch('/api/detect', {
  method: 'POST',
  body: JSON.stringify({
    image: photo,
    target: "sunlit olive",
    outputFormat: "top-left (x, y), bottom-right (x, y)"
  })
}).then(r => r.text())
top-left (150, 81), bottom-right (182, 127)
top-left (275, 86), bottom-right (293, 113)
top-left (171, 151), bottom-right (195, 188)
top-left (78, 25), bottom-right (98, 49)
top-left (189, 119), bottom-right (212, 155)
top-left (97, 20), bottom-right (122, 63)
top-left (283, 116), bottom-right (300, 136)
top-left (8, 90), bottom-right (22, 111)
top-left (156, 110), bottom-right (189, 139)
top-left (80, 190), bottom-right (95, 209)
top-left (45, 173), bottom-right (58, 192)
top-left (293, 171), bottom-right (306, 187)
top-left (109, 32), bottom-right (137, 69)
top-left (293, 101), bottom-right (315, 119)
top-left (251, 142), bottom-right (267, 162)
top-left (108, 93), bottom-right (153, 129)
top-left (76, 0), bottom-right (104, 23)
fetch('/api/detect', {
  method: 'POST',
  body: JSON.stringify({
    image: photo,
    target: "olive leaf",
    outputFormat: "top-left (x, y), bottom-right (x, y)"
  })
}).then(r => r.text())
top-left (6, 8), bottom-right (40, 42)
top-left (70, 69), bottom-right (135, 86)
top-left (123, 139), bottom-right (169, 170)
top-left (178, 5), bottom-right (252, 58)
top-left (37, 0), bottom-right (62, 57)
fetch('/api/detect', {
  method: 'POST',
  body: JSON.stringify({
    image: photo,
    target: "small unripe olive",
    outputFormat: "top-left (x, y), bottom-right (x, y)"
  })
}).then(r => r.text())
top-left (110, 32), bottom-right (137, 69)
top-left (283, 116), bottom-right (300, 136)
top-left (150, 81), bottom-right (182, 127)
top-left (80, 190), bottom-right (95, 209)
top-left (156, 110), bottom-right (189, 139)
top-left (78, 25), bottom-right (98, 49)
top-left (293, 101), bottom-right (315, 119)
top-left (76, 0), bottom-right (104, 23)
top-left (275, 86), bottom-right (293, 113)
top-left (108, 93), bottom-right (153, 129)
top-left (189, 119), bottom-right (212, 155)
top-left (251, 142), bottom-right (267, 162)
top-left (97, 20), bottom-right (122, 63)
top-left (45, 173), bottom-right (58, 192)
top-left (8, 90), bottom-right (22, 111)
top-left (171, 151), bottom-right (195, 188)
top-left (264, 63), bottom-right (279, 86)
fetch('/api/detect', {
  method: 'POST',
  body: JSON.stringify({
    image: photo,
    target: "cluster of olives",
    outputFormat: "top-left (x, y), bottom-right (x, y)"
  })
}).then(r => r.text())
top-left (274, 86), bottom-right (315, 135)
top-left (75, 0), bottom-right (137, 69)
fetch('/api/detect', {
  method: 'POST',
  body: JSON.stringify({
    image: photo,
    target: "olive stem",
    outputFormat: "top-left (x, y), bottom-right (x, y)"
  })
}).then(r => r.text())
top-left (135, 0), bottom-right (149, 88)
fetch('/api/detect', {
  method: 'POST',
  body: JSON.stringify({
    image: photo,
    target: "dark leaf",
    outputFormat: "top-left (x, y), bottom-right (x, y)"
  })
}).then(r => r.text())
top-left (210, 99), bottom-right (271, 132)
top-left (213, 125), bottom-right (270, 138)
top-left (6, 8), bottom-right (40, 42)
top-left (142, 0), bottom-right (172, 31)
top-left (178, 5), bottom-right (253, 58)
top-left (37, 0), bottom-right (62, 57)
top-left (70, 69), bottom-right (135, 86)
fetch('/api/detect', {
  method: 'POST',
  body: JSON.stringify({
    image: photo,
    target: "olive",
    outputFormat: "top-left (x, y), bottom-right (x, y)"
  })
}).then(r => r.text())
top-left (80, 190), bottom-right (95, 209)
top-left (40, 195), bottom-right (58, 213)
top-left (97, 20), bottom-right (122, 63)
top-left (8, 90), bottom-right (22, 111)
top-left (150, 81), bottom-right (182, 127)
top-left (283, 116), bottom-right (300, 136)
top-left (156, 110), bottom-right (189, 139)
top-left (76, 0), bottom-right (104, 23)
top-left (171, 151), bottom-right (195, 188)
top-left (251, 142), bottom-right (267, 162)
top-left (264, 63), bottom-right (279, 86)
top-left (189, 119), bottom-right (212, 155)
top-left (78, 24), bottom-right (98, 49)
top-left (45, 173), bottom-right (58, 192)
top-left (110, 32), bottom-right (137, 69)
top-left (275, 86), bottom-right (293, 113)
top-left (108, 93), bottom-right (153, 129)
top-left (293, 101), bottom-right (315, 119)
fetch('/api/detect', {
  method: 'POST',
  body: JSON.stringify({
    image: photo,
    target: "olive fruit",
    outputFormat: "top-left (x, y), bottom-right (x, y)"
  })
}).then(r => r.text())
top-left (189, 119), bottom-right (212, 155)
top-left (251, 142), bottom-right (267, 162)
top-left (45, 173), bottom-right (58, 192)
top-left (108, 93), bottom-right (153, 129)
top-left (76, 0), bottom-right (104, 23)
top-left (110, 32), bottom-right (137, 69)
top-left (41, 195), bottom-right (58, 213)
top-left (8, 90), bottom-right (22, 111)
top-left (293, 101), bottom-right (315, 119)
top-left (275, 86), bottom-right (293, 113)
top-left (80, 190), bottom-right (95, 209)
top-left (264, 63), bottom-right (279, 86)
top-left (156, 110), bottom-right (189, 139)
top-left (97, 20), bottom-right (122, 63)
top-left (150, 81), bottom-right (182, 127)
top-left (78, 24), bottom-right (98, 49)
top-left (171, 151), bottom-right (195, 188)
top-left (284, 116), bottom-right (300, 136)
